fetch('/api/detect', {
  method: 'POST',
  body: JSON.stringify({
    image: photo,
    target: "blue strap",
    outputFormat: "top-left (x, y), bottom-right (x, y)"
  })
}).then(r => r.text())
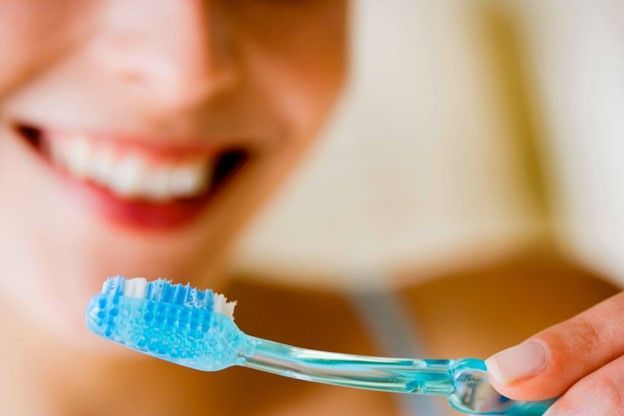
top-left (348, 278), bottom-right (448, 416)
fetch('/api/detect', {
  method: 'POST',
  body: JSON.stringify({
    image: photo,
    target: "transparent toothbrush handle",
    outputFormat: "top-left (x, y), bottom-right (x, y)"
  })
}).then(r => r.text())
top-left (449, 358), bottom-right (556, 415)
top-left (242, 336), bottom-right (456, 395)
top-left (240, 338), bottom-right (555, 415)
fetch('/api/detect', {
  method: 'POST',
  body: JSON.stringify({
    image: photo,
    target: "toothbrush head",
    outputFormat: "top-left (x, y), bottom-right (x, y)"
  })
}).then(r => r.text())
top-left (86, 276), bottom-right (252, 371)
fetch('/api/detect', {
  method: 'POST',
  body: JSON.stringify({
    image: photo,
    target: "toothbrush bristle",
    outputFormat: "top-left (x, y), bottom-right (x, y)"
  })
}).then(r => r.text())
top-left (86, 276), bottom-right (250, 371)
top-left (145, 279), bottom-right (217, 311)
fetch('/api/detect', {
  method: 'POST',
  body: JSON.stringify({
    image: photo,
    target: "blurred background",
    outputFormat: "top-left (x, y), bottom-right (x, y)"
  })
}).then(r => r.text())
top-left (235, 0), bottom-right (624, 288)
top-left (226, 1), bottom-right (624, 414)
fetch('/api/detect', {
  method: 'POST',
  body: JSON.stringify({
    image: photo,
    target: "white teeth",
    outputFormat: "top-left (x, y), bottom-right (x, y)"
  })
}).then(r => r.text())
top-left (64, 135), bottom-right (93, 179)
top-left (47, 136), bottom-right (212, 202)
top-left (109, 154), bottom-right (147, 197)
top-left (90, 147), bottom-right (116, 185)
top-left (170, 163), bottom-right (209, 198)
top-left (143, 165), bottom-right (173, 201)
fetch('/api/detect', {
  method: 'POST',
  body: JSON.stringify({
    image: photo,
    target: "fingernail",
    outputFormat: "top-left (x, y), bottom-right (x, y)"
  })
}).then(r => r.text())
top-left (486, 340), bottom-right (548, 385)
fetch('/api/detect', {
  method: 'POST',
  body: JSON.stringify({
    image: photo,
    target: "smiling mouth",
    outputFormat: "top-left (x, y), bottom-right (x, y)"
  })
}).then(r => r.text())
top-left (13, 122), bottom-right (250, 230)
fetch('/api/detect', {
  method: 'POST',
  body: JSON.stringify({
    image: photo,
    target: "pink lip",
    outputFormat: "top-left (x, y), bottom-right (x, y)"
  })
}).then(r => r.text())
top-left (67, 172), bottom-right (213, 231)
top-left (14, 122), bottom-right (250, 232)
top-left (46, 128), bottom-right (224, 162)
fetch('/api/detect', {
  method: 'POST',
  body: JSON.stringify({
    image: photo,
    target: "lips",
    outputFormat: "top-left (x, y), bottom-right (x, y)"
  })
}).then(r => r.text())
top-left (14, 122), bottom-right (250, 230)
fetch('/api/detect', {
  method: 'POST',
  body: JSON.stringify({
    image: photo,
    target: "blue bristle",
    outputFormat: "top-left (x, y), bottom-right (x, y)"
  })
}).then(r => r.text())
top-left (173, 284), bottom-right (189, 305)
top-left (162, 283), bottom-right (176, 302)
top-left (186, 288), bottom-right (214, 310)
top-left (102, 275), bottom-right (125, 297)
top-left (85, 276), bottom-right (250, 372)
top-left (186, 288), bottom-right (201, 308)
top-left (204, 289), bottom-right (214, 311)
top-left (146, 279), bottom-right (162, 301)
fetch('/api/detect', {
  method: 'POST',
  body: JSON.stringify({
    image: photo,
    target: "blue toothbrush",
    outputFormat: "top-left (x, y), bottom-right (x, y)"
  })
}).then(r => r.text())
top-left (86, 276), bottom-right (555, 415)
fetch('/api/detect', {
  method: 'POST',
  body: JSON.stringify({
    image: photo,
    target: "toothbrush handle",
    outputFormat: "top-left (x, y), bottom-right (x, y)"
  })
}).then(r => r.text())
top-left (242, 336), bottom-right (456, 395)
top-left (449, 358), bottom-right (556, 415)
top-left (241, 339), bottom-right (556, 415)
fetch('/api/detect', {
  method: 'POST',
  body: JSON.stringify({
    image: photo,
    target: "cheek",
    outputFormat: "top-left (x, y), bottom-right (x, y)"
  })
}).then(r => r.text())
top-left (254, 56), bottom-right (346, 143)
top-left (241, 45), bottom-right (347, 200)
top-left (0, 128), bottom-right (84, 334)
top-left (0, 0), bottom-right (90, 97)
top-left (284, 54), bottom-right (347, 136)
top-left (230, 1), bottom-right (348, 143)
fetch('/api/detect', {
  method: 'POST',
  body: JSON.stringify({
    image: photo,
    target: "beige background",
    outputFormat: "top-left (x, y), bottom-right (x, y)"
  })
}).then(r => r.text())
top-left (233, 1), bottom-right (624, 288)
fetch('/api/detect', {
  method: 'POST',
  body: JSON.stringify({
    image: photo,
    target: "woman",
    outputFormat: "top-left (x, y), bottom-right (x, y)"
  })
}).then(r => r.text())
top-left (0, 1), bottom-right (620, 415)
top-left (0, 1), bottom-right (372, 414)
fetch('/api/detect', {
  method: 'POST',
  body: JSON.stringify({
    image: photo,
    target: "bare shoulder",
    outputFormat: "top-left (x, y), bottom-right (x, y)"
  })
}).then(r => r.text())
top-left (219, 251), bottom-right (619, 415)
top-left (396, 249), bottom-right (621, 358)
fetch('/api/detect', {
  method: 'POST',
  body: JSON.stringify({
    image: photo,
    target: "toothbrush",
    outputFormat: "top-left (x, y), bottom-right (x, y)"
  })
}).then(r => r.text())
top-left (86, 276), bottom-right (555, 415)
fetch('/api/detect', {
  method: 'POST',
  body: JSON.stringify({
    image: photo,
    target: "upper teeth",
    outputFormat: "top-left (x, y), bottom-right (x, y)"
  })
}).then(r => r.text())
top-left (49, 135), bottom-right (211, 201)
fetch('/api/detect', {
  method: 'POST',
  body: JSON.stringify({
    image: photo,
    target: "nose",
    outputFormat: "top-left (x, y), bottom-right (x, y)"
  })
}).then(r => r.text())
top-left (91, 0), bottom-right (235, 110)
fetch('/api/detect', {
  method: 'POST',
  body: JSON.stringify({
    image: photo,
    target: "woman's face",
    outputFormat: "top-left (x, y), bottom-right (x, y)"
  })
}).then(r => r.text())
top-left (0, 0), bottom-right (347, 338)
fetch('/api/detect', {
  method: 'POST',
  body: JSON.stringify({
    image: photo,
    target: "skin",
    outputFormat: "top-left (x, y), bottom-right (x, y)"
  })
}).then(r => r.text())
top-left (0, 0), bottom-right (350, 414)
top-left (0, 0), bottom-right (346, 335)
top-left (397, 250), bottom-right (620, 415)
top-left (486, 292), bottom-right (624, 416)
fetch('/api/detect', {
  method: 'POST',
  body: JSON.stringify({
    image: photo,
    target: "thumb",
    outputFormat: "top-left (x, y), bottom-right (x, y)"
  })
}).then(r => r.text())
top-left (485, 292), bottom-right (624, 401)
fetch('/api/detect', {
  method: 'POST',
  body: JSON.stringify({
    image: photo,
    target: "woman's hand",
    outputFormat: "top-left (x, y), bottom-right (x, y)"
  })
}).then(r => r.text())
top-left (485, 291), bottom-right (624, 415)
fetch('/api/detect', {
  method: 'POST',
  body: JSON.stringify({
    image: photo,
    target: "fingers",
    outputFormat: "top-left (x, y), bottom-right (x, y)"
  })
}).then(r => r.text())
top-left (545, 354), bottom-right (624, 416)
top-left (485, 291), bottom-right (624, 401)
